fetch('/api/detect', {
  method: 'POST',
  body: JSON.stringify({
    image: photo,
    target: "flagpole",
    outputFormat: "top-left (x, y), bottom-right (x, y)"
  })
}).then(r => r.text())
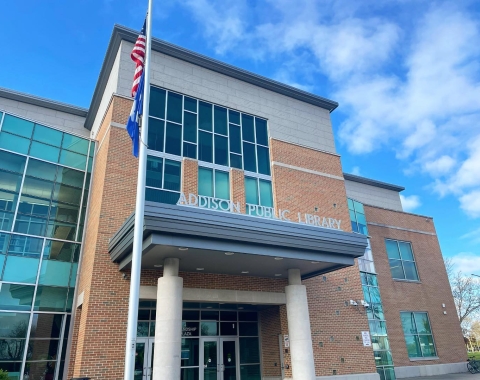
top-left (124, 0), bottom-right (153, 379)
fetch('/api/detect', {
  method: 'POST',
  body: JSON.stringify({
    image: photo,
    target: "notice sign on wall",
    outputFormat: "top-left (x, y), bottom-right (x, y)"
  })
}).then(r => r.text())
top-left (361, 331), bottom-right (371, 347)
top-left (284, 335), bottom-right (290, 348)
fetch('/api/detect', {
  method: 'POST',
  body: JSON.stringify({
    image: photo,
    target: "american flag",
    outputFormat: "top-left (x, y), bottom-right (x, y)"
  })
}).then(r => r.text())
top-left (131, 20), bottom-right (147, 97)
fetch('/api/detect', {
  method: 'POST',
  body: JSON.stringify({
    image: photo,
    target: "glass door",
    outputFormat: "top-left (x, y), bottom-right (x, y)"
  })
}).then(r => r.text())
top-left (220, 338), bottom-right (238, 380)
top-left (147, 339), bottom-right (155, 380)
top-left (135, 338), bottom-right (154, 380)
top-left (202, 338), bottom-right (219, 380)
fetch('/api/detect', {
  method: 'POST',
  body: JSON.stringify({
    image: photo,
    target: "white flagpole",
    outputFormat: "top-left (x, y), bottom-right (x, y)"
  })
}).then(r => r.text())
top-left (124, 0), bottom-right (153, 378)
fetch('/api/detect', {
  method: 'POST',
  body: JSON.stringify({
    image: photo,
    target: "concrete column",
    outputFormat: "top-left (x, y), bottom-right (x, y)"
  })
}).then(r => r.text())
top-left (285, 268), bottom-right (316, 380)
top-left (153, 258), bottom-right (183, 380)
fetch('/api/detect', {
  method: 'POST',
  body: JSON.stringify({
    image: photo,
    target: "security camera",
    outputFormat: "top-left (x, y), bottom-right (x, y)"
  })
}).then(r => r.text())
top-left (349, 300), bottom-right (358, 306)
top-left (360, 300), bottom-right (369, 307)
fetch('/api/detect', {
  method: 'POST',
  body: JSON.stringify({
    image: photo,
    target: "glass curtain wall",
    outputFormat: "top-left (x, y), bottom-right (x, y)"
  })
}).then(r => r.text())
top-left (146, 86), bottom-right (272, 207)
top-left (349, 198), bottom-right (396, 380)
top-left (0, 112), bottom-right (93, 380)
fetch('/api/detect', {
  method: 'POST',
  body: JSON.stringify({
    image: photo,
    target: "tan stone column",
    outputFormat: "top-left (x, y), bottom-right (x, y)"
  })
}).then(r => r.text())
top-left (153, 258), bottom-right (183, 380)
top-left (285, 268), bottom-right (316, 380)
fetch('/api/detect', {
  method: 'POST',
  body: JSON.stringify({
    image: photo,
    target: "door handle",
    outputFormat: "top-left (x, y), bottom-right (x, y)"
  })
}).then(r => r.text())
top-left (220, 364), bottom-right (225, 372)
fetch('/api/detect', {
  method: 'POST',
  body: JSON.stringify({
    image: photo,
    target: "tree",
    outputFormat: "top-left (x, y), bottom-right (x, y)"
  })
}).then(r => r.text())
top-left (445, 258), bottom-right (480, 333)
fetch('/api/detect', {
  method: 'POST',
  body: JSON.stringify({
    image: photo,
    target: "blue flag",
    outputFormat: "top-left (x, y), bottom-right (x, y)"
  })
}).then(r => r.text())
top-left (126, 72), bottom-right (145, 157)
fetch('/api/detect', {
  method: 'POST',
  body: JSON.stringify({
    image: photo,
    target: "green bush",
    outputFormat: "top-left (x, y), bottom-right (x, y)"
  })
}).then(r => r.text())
top-left (0, 369), bottom-right (9, 380)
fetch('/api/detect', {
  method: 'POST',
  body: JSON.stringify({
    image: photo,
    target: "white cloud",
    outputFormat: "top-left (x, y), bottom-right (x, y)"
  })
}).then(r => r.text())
top-left (459, 191), bottom-right (480, 218)
top-left (181, 0), bottom-right (249, 55)
top-left (422, 155), bottom-right (456, 176)
top-left (172, 0), bottom-right (480, 218)
top-left (400, 194), bottom-right (421, 212)
top-left (351, 166), bottom-right (361, 176)
top-left (449, 252), bottom-right (480, 275)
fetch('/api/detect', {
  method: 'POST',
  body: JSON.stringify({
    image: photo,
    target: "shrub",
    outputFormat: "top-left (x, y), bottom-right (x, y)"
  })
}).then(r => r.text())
top-left (0, 369), bottom-right (9, 380)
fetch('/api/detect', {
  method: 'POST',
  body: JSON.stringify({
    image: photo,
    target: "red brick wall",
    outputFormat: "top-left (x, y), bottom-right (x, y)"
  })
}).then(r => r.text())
top-left (259, 307), bottom-right (282, 377)
top-left (69, 96), bottom-right (378, 378)
top-left (270, 140), bottom-right (377, 377)
top-left (182, 158), bottom-right (198, 195)
top-left (365, 205), bottom-right (466, 367)
top-left (230, 168), bottom-right (246, 213)
top-left (71, 96), bottom-right (139, 379)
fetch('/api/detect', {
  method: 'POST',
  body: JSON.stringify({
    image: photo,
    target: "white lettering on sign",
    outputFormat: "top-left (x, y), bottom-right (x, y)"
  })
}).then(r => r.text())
top-left (176, 193), bottom-right (342, 230)
top-left (361, 331), bottom-right (371, 347)
top-left (182, 326), bottom-right (197, 337)
top-left (284, 335), bottom-right (290, 348)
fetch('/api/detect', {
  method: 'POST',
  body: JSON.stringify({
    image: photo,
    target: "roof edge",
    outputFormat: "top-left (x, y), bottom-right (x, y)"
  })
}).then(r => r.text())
top-left (343, 173), bottom-right (405, 192)
top-left (84, 24), bottom-right (339, 131)
top-left (0, 87), bottom-right (88, 117)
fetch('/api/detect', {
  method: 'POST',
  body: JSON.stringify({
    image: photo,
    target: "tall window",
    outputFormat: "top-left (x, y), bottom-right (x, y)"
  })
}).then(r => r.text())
top-left (148, 86), bottom-right (270, 175)
top-left (145, 156), bottom-right (181, 205)
top-left (400, 312), bottom-right (437, 358)
top-left (198, 167), bottom-right (230, 201)
top-left (348, 198), bottom-right (367, 234)
top-left (385, 239), bottom-right (419, 281)
top-left (362, 273), bottom-right (395, 380)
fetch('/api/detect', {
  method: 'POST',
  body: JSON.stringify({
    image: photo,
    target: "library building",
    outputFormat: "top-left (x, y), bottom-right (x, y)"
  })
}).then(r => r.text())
top-left (0, 24), bottom-right (467, 380)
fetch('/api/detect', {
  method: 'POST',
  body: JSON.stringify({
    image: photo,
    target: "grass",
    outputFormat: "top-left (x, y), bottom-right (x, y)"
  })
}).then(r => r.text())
top-left (468, 351), bottom-right (480, 360)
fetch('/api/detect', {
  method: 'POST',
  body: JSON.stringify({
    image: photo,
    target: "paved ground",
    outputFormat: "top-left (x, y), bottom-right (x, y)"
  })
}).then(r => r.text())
top-left (410, 373), bottom-right (480, 379)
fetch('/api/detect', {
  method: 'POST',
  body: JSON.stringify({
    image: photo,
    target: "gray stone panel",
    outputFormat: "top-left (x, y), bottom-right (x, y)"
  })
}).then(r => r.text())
top-left (345, 179), bottom-right (403, 211)
top-left (0, 97), bottom-right (89, 137)
top-left (90, 44), bottom-right (122, 138)
top-left (116, 41), bottom-right (337, 153)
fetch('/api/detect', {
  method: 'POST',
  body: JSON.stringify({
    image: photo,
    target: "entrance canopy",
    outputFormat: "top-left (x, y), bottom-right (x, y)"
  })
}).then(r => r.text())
top-left (109, 202), bottom-right (367, 279)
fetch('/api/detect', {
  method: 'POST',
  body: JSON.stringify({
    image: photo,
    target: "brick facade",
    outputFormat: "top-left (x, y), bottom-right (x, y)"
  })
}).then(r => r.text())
top-left (66, 90), bottom-right (464, 380)
top-left (365, 205), bottom-right (466, 367)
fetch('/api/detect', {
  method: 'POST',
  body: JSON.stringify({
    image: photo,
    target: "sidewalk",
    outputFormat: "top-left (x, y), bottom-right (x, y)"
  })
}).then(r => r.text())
top-left (410, 373), bottom-right (479, 379)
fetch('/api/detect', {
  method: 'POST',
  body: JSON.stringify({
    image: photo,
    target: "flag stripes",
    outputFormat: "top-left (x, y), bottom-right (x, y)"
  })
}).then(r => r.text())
top-left (131, 20), bottom-right (146, 97)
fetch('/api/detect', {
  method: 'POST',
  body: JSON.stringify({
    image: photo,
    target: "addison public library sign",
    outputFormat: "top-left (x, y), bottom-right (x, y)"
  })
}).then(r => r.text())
top-left (177, 193), bottom-right (343, 230)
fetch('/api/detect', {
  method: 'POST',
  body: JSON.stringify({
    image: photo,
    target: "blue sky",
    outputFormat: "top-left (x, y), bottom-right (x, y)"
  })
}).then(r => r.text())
top-left (1, 0), bottom-right (479, 274)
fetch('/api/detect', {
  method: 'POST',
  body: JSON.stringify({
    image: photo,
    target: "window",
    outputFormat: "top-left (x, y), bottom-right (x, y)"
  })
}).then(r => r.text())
top-left (244, 177), bottom-right (273, 216)
top-left (400, 312), bottom-right (437, 358)
top-left (198, 167), bottom-right (230, 202)
top-left (361, 273), bottom-right (395, 379)
top-left (348, 198), bottom-right (368, 235)
top-left (385, 240), bottom-right (419, 281)
top-left (145, 156), bottom-right (181, 205)
top-left (147, 86), bottom-right (270, 175)
top-left (358, 239), bottom-right (375, 274)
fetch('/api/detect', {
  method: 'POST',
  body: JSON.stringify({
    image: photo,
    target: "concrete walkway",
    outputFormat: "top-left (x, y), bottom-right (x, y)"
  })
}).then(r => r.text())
top-left (410, 373), bottom-right (479, 379)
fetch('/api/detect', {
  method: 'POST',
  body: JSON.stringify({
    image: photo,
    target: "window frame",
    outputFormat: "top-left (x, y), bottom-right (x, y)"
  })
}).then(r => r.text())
top-left (244, 176), bottom-right (273, 208)
top-left (198, 166), bottom-right (230, 201)
top-left (148, 85), bottom-right (271, 178)
top-left (145, 153), bottom-right (182, 205)
top-left (400, 311), bottom-right (438, 359)
top-left (385, 239), bottom-right (420, 282)
top-left (348, 198), bottom-right (368, 235)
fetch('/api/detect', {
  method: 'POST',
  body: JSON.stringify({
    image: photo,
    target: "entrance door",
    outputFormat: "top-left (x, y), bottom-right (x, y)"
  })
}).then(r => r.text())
top-left (135, 338), bottom-right (155, 380)
top-left (201, 338), bottom-right (239, 380)
top-left (220, 338), bottom-right (237, 380)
